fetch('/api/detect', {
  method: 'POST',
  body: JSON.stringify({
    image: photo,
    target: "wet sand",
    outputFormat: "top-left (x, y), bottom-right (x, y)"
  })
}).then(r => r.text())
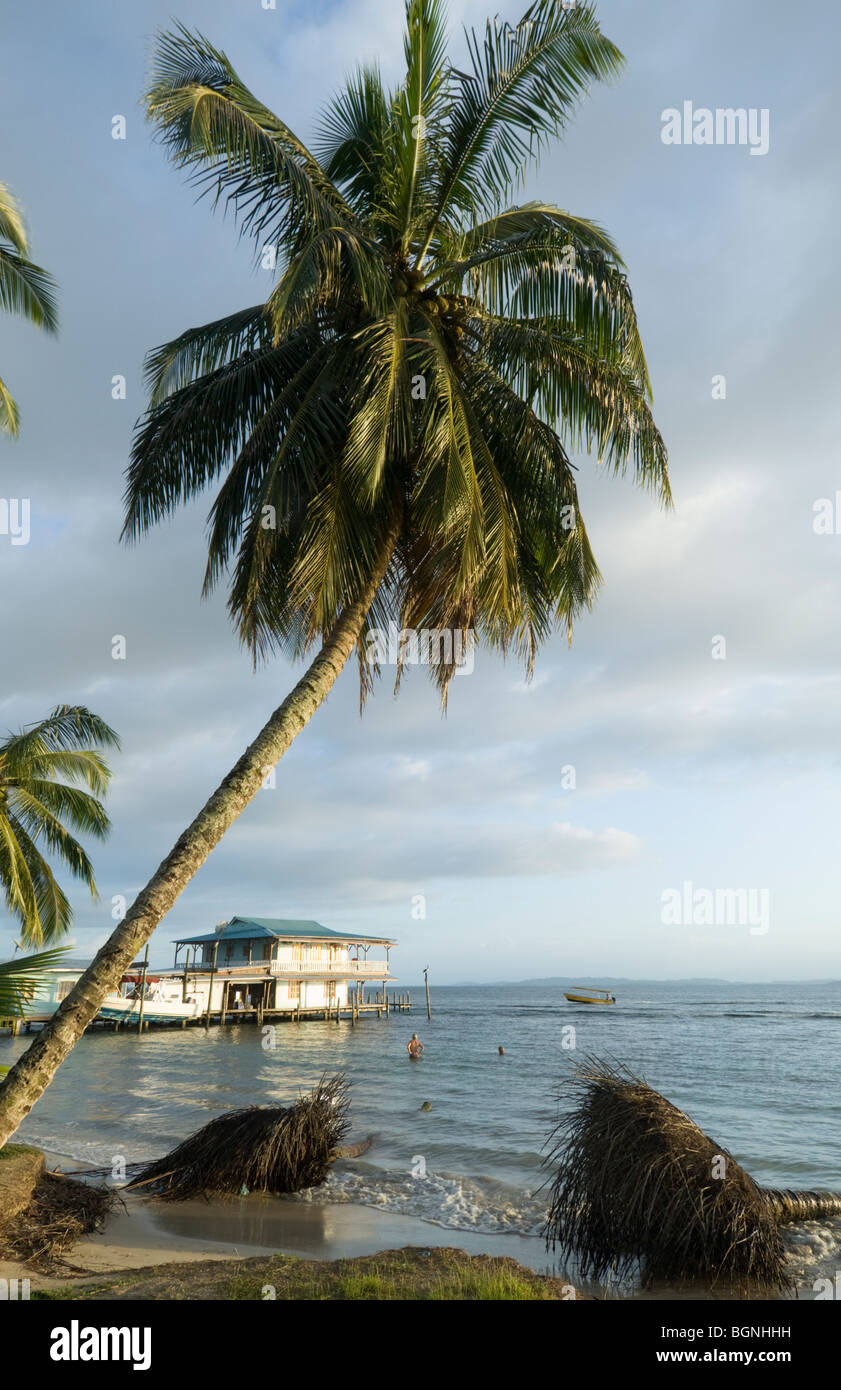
top-left (2, 1148), bottom-right (554, 1288)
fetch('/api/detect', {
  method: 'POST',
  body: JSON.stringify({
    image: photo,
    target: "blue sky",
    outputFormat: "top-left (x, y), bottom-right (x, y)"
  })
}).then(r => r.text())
top-left (2, 0), bottom-right (840, 982)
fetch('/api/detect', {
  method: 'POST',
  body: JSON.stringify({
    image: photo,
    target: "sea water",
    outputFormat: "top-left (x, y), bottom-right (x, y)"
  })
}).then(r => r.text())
top-left (3, 980), bottom-right (839, 1295)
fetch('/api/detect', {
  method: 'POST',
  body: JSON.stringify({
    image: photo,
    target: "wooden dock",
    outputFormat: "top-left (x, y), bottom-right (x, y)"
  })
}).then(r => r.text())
top-left (3, 991), bottom-right (412, 1035)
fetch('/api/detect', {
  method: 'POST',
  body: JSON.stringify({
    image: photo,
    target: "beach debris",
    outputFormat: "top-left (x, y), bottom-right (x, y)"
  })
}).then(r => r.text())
top-left (543, 1058), bottom-right (841, 1291)
top-left (126, 1074), bottom-right (351, 1201)
top-left (421, 1101), bottom-right (432, 1111)
top-left (1, 1166), bottom-right (114, 1271)
top-left (332, 1135), bottom-right (374, 1160)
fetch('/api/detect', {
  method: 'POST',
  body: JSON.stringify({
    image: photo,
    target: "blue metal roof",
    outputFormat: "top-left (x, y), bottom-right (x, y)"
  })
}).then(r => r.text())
top-left (174, 916), bottom-right (395, 946)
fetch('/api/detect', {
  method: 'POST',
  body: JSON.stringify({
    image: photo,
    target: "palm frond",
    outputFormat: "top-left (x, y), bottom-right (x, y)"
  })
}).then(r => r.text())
top-left (144, 304), bottom-right (270, 407)
top-left (146, 23), bottom-right (356, 254)
top-left (1, 706), bottom-right (120, 767)
top-left (315, 66), bottom-right (392, 225)
top-left (124, 335), bottom-right (321, 540)
top-left (429, 202), bottom-right (650, 388)
top-left (480, 315), bottom-right (670, 500)
top-left (0, 947), bottom-right (75, 1019)
top-left (0, 814), bottom-right (40, 942)
top-left (419, 0), bottom-right (623, 255)
top-left (0, 373), bottom-right (20, 436)
top-left (0, 247), bottom-right (59, 332)
top-left (265, 226), bottom-right (391, 339)
top-left (8, 814), bottom-right (76, 945)
top-left (0, 182), bottom-right (28, 254)
top-left (8, 781), bottom-right (110, 846)
top-left (0, 706), bottom-right (116, 945)
top-left (392, 0), bottom-right (450, 247)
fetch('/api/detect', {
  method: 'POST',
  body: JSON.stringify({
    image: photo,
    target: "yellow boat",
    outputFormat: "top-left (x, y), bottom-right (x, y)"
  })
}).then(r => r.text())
top-left (563, 987), bottom-right (616, 1005)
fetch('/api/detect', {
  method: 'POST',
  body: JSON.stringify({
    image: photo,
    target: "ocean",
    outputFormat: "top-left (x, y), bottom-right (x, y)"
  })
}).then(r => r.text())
top-left (4, 979), bottom-right (840, 1296)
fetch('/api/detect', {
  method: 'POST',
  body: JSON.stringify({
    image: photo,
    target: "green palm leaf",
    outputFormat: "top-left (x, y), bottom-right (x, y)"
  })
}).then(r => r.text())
top-left (146, 22), bottom-right (355, 252)
top-left (0, 707), bottom-right (118, 947)
top-left (0, 181), bottom-right (58, 435)
top-left (418, 1), bottom-right (623, 256)
top-left (0, 948), bottom-right (74, 1020)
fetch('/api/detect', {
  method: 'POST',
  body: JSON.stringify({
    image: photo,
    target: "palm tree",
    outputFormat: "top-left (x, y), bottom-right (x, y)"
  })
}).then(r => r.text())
top-left (0, 181), bottom-right (58, 434)
top-left (0, 0), bottom-right (670, 1145)
top-left (0, 707), bottom-right (119, 946)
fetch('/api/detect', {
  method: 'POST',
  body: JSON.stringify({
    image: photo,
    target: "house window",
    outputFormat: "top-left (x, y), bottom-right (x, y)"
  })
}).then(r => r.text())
top-left (57, 980), bottom-right (75, 1000)
top-left (225, 944), bottom-right (234, 961)
top-left (262, 942), bottom-right (271, 961)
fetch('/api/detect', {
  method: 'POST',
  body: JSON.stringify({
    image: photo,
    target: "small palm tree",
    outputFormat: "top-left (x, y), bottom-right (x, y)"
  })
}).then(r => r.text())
top-left (0, 707), bottom-right (119, 946)
top-left (0, 0), bottom-right (670, 1144)
top-left (0, 182), bottom-right (58, 435)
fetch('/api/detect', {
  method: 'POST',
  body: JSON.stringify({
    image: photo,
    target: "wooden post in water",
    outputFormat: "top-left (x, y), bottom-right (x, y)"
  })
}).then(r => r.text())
top-left (424, 966), bottom-right (431, 1021)
top-left (137, 945), bottom-right (149, 1034)
top-left (181, 946), bottom-right (191, 1002)
top-left (205, 942), bottom-right (218, 1028)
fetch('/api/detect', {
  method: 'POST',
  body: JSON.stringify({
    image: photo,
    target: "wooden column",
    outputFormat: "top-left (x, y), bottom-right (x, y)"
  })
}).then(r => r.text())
top-left (137, 945), bottom-right (149, 1034)
top-left (206, 941), bottom-right (219, 1027)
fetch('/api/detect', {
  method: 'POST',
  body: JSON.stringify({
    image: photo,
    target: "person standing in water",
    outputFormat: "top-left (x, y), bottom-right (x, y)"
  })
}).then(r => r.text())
top-left (407, 1033), bottom-right (424, 1058)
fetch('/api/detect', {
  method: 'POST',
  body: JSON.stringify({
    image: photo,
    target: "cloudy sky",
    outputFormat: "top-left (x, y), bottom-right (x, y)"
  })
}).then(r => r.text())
top-left (2, 0), bottom-right (839, 982)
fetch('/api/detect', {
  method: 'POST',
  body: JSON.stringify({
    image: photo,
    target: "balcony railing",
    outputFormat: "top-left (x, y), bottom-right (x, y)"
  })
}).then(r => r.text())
top-left (270, 959), bottom-right (391, 976)
top-left (186, 957), bottom-right (392, 977)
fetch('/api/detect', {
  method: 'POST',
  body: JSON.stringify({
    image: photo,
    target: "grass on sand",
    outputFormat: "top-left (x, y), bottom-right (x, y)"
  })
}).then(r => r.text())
top-left (35, 1246), bottom-right (582, 1301)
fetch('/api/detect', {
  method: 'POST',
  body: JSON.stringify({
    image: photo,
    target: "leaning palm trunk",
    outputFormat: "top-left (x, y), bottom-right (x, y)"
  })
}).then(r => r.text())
top-left (0, 524), bottom-right (398, 1148)
top-left (763, 1189), bottom-right (841, 1224)
top-left (543, 1059), bottom-right (841, 1291)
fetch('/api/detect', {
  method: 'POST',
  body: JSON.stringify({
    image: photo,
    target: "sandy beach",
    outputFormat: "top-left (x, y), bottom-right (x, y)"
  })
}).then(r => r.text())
top-left (0, 1147), bottom-right (552, 1293)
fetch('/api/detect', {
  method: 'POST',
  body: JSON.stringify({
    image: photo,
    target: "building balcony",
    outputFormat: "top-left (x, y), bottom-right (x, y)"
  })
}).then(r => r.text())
top-left (185, 957), bottom-right (393, 978)
top-left (270, 959), bottom-right (392, 977)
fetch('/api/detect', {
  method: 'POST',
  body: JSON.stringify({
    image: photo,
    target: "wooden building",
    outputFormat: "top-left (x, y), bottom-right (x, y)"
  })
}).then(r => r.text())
top-left (171, 916), bottom-right (397, 1017)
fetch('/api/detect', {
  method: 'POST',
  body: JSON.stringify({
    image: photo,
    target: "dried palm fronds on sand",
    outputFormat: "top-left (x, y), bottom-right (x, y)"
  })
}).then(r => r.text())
top-left (126, 1075), bottom-right (352, 1201)
top-left (2, 1170), bottom-right (114, 1270)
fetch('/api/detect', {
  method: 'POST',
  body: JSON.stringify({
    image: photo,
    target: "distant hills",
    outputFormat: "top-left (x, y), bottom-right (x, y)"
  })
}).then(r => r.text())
top-left (441, 976), bottom-right (839, 987)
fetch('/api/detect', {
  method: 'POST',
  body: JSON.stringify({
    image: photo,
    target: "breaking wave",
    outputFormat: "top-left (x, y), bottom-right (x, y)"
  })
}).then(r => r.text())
top-left (292, 1161), bottom-right (548, 1236)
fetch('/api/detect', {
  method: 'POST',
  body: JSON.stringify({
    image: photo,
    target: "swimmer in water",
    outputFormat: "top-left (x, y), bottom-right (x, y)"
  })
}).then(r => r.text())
top-left (407, 1033), bottom-right (424, 1058)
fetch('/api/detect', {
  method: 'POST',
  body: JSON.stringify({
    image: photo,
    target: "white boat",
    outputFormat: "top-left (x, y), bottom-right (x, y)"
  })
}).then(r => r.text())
top-left (98, 976), bottom-right (202, 1024)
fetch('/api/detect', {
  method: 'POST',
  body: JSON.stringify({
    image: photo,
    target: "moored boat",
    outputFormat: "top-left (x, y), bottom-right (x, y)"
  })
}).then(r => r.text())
top-left (563, 987), bottom-right (616, 1005)
top-left (98, 975), bottom-right (202, 1024)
